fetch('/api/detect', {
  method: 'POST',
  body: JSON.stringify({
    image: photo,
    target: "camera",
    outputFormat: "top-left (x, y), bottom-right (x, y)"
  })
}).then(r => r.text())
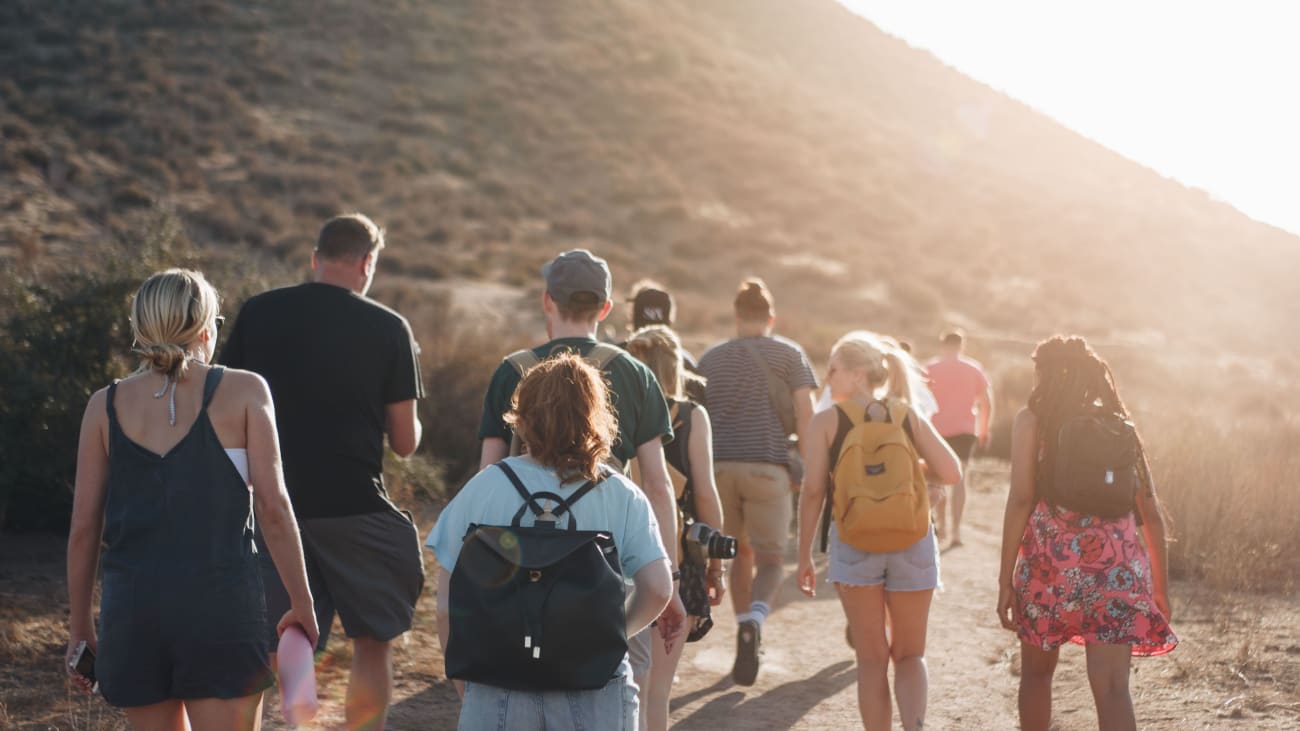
top-left (685, 521), bottom-right (737, 559)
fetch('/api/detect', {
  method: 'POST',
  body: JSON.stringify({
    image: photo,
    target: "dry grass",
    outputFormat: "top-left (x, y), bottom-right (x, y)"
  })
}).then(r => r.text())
top-left (1149, 417), bottom-right (1300, 593)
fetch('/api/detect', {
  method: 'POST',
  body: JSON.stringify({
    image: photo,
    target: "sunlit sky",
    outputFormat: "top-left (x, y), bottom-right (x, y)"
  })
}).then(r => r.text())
top-left (839, 1), bottom-right (1300, 237)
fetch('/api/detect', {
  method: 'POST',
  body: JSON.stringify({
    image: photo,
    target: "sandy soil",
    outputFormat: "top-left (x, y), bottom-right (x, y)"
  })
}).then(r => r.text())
top-left (5, 459), bottom-right (1299, 729)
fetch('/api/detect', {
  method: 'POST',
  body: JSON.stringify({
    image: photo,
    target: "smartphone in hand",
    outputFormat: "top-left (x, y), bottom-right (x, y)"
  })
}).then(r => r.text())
top-left (69, 641), bottom-right (97, 692)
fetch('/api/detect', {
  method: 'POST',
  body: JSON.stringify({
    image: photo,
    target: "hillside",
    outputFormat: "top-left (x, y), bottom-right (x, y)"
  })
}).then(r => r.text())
top-left (3, 0), bottom-right (1297, 361)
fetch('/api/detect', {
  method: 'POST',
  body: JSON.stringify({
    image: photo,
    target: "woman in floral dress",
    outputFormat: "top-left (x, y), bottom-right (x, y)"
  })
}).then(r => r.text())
top-left (997, 336), bottom-right (1176, 731)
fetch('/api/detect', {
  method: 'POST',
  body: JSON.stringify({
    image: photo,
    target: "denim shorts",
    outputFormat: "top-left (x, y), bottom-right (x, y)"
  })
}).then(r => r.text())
top-left (827, 526), bottom-right (940, 592)
top-left (458, 670), bottom-right (638, 731)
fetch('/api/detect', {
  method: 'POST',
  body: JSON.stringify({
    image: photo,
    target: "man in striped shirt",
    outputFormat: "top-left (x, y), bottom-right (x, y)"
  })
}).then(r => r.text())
top-left (699, 278), bottom-right (817, 686)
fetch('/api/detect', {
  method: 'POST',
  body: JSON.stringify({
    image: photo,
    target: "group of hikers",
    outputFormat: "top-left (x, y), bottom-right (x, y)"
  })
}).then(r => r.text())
top-left (65, 213), bottom-right (1177, 731)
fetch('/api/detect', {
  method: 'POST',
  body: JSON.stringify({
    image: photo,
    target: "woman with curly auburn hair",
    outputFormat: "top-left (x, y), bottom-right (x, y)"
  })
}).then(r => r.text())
top-left (427, 353), bottom-right (674, 729)
top-left (997, 335), bottom-right (1176, 731)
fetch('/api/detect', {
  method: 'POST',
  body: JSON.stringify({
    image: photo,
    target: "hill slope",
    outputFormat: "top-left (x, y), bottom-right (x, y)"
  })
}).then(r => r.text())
top-left (2, 0), bottom-right (1296, 357)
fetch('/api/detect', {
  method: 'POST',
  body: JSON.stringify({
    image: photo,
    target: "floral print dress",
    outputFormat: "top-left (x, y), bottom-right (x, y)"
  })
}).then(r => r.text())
top-left (1012, 501), bottom-right (1177, 656)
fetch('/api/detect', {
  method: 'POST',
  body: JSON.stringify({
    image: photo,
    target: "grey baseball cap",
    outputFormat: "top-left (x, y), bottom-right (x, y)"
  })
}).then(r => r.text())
top-left (542, 249), bottom-right (612, 305)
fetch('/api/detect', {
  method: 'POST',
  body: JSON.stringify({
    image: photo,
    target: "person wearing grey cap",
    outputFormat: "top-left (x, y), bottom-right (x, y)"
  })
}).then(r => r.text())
top-left (470, 249), bottom-right (686, 724)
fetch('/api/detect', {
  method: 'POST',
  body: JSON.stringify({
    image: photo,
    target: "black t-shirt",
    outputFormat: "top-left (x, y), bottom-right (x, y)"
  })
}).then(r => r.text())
top-left (220, 283), bottom-right (424, 518)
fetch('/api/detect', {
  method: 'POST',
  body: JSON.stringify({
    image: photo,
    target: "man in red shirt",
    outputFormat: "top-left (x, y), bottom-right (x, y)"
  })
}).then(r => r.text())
top-left (924, 330), bottom-right (993, 547)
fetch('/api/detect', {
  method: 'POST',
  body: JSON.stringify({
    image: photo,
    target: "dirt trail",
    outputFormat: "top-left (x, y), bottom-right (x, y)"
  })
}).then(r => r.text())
top-left (257, 458), bottom-right (1299, 730)
top-left (10, 459), bottom-right (1293, 729)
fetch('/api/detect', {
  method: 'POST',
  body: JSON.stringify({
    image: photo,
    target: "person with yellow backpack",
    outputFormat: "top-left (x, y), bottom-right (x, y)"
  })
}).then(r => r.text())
top-left (795, 331), bottom-right (962, 731)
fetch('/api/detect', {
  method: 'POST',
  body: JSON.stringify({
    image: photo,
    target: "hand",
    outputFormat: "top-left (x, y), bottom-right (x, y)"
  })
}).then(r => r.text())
top-left (1154, 588), bottom-right (1172, 622)
top-left (797, 558), bottom-right (817, 598)
top-left (65, 632), bottom-right (97, 695)
top-left (706, 569), bottom-right (727, 606)
top-left (656, 594), bottom-right (687, 655)
top-left (277, 602), bottom-right (320, 649)
top-left (996, 584), bottom-right (1017, 631)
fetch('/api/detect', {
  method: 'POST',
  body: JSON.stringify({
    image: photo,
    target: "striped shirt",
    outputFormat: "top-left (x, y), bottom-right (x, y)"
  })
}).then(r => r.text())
top-left (699, 335), bottom-right (818, 465)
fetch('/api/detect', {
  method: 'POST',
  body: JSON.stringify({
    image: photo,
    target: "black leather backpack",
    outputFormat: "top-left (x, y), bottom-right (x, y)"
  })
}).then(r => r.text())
top-left (445, 461), bottom-right (628, 691)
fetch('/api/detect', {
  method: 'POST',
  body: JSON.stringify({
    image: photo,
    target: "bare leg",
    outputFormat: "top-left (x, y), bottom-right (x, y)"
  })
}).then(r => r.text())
top-left (931, 485), bottom-right (947, 541)
top-left (1018, 642), bottom-right (1059, 731)
top-left (124, 700), bottom-right (189, 731)
top-left (646, 615), bottom-right (690, 731)
top-left (186, 695), bottom-right (264, 731)
top-left (348, 636), bottom-right (393, 731)
top-left (729, 544), bottom-right (755, 616)
top-left (950, 471), bottom-right (967, 545)
top-left (837, 583), bottom-right (891, 730)
top-left (1085, 643), bottom-right (1136, 731)
top-left (885, 589), bottom-right (933, 730)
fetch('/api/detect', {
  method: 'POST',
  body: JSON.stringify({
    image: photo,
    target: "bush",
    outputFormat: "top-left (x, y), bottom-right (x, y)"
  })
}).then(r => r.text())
top-left (0, 210), bottom-right (198, 531)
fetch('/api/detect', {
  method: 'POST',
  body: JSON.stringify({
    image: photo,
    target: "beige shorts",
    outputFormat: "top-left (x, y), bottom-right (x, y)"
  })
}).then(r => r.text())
top-left (714, 461), bottom-right (792, 556)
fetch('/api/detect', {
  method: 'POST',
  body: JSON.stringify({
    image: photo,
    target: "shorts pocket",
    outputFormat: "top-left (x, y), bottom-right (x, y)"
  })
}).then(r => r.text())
top-left (902, 531), bottom-right (937, 570)
top-left (832, 538), bottom-right (873, 567)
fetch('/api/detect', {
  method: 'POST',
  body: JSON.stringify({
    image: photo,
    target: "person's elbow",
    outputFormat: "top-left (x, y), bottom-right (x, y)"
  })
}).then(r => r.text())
top-left (389, 427), bottom-right (420, 458)
top-left (385, 401), bottom-right (423, 458)
top-left (931, 458), bottom-right (963, 487)
top-left (635, 560), bottom-right (674, 615)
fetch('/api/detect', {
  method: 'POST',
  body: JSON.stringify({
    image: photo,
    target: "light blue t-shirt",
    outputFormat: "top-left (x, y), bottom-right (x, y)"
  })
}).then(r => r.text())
top-left (426, 456), bottom-right (667, 579)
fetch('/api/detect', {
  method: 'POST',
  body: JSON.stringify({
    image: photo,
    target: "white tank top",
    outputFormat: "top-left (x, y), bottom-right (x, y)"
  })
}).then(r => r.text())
top-left (225, 448), bottom-right (250, 484)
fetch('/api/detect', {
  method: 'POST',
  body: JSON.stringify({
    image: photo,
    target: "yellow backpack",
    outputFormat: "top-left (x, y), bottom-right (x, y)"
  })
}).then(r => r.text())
top-left (830, 399), bottom-right (930, 553)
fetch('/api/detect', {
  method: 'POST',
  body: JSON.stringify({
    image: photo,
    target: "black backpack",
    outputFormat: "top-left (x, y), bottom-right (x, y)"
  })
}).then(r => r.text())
top-left (445, 462), bottom-right (628, 691)
top-left (1040, 412), bottom-right (1142, 518)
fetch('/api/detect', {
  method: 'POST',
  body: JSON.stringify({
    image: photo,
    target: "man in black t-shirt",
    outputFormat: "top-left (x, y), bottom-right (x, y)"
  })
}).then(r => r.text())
top-left (221, 213), bottom-right (424, 730)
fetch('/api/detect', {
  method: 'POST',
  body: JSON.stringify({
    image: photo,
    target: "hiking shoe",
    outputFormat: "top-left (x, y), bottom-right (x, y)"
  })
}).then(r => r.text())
top-left (733, 619), bottom-right (761, 686)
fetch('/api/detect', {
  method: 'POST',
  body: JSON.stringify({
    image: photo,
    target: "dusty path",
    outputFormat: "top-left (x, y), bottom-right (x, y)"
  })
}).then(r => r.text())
top-left (266, 458), bottom-right (1298, 729)
top-left (9, 459), bottom-right (1296, 729)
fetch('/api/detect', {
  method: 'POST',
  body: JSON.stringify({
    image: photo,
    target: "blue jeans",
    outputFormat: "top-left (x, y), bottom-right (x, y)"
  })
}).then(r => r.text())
top-left (458, 673), bottom-right (638, 731)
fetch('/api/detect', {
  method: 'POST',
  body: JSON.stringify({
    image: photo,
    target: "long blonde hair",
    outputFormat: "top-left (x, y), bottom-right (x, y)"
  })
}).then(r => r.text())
top-left (624, 325), bottom-right (705, 401)
top-left (130, 268), bottom-right (220, 380)
top-left (830, 330), bottom-right (923, 405)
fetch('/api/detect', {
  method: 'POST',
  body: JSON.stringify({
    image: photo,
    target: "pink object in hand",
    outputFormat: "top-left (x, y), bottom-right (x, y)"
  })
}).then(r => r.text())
top-left (277, 625), bottom-right (318, 724)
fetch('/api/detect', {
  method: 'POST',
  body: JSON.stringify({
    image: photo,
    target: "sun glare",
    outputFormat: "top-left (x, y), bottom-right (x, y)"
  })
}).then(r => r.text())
top-left (839, 0), bottom-right (1300, 235)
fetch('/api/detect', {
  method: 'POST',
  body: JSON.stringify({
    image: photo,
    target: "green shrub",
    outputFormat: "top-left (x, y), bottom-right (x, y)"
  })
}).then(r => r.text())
top-left (0, 210), bottom-right (197, 531)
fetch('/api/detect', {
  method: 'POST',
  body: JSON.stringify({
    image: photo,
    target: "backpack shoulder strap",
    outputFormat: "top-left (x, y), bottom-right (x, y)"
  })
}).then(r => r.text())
top-left (885, 399), bottom-right (917, 444)
top-left (505, 349), bottom-right (542, 376)
top-left (828, 403), bottom-right (860, 466)
top-left (496, 461), bottom-right (549, 516)
top-left (820, 403), bottom-right (858, 554)
top-left (584, 342), bottom-right (623, 370)
top-left (739, 339), bottom-right (774, 378)
top-left (554, 466), bottom-right (611, 516)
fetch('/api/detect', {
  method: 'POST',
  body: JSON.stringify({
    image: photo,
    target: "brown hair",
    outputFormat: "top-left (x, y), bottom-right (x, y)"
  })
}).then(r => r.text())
top-left (625, 325), bottom-right (705, 401)
top-left (733, 277), bottom-right (773, 320)
top-left (505, 353), bottom-right (618, 483)
top-left (941, 329), bottom-right (964, 347)
top-left (555, 291), bottom-right (605, 323)
top-left (316, 213), bottom-right (384, 262)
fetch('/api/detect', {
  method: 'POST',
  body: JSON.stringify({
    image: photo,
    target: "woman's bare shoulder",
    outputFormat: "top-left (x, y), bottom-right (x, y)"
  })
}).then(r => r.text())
top-left (218, 368), bottom-right (272, 404)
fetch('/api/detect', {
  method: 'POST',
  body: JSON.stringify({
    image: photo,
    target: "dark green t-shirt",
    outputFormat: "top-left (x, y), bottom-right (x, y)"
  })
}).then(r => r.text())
top-left (478, 337), bottom-right (673, 465)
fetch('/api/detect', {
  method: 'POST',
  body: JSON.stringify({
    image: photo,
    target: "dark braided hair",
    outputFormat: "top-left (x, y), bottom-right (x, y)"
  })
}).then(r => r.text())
top-left (1028, 336), bottom-right (1152, 496)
